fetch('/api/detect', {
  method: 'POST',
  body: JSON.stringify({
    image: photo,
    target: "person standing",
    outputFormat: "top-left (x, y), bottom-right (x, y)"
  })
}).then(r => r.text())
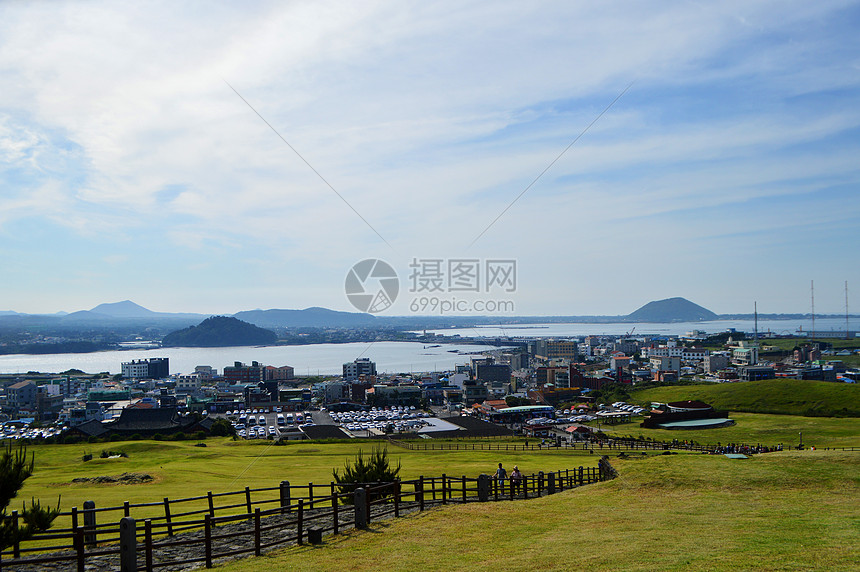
top-left (510, 465), bottom-right (523, 495)
top-left (494, 462), bottom-right (507, 490)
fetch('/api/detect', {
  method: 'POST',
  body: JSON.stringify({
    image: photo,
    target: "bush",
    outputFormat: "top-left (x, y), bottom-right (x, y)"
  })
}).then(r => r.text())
top-left (82, 453), bottom-right (93, 462)
top-left (194, 442), bottom-right (207, 447)
top-left (153, 434), bottom-right (164, 441)
top-left (332, 445), bottom-right (401, 504)
top-left (194, 431), bottom-right (207, 441)
top-left (210, 418), bottom-right (236, 437)
top-left (172, 432), bottom-right (186, 441)
top-left (109, 434), bottom-right (121, 442)
top-left (130, 434), bottom-right (142, 441)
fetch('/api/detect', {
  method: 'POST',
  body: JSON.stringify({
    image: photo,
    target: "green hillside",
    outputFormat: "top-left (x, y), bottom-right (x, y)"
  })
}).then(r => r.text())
top-left (217, 451), bottom-right (860, 572)
top-left (630, 379), bottom-right (860, 417)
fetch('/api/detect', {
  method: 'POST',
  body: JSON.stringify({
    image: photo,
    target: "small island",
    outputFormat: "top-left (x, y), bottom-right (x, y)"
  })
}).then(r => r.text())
top-left (161, 316), bottom-right (277, 348)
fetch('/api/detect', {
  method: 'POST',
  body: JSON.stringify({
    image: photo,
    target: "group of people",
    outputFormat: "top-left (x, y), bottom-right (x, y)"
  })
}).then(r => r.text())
top-left (495, 462), bottom-right (523, 493)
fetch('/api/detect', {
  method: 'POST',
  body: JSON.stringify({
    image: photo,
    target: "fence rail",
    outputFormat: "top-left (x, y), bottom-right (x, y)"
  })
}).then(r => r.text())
top-left (0, 461), bottom-right (614, 572)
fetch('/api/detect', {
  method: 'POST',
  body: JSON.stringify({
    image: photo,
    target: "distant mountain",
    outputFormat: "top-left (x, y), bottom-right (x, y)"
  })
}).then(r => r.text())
top-left (90, 300), bottom-right (157, 318)
top-left (626, 297), bottom-right (719, 322)
top-left (162, 316), bottom-right (278, 347)
top-left (233, 307), bottom-right (376, 328)
top-left (0, 310), bottom-right (20, 316)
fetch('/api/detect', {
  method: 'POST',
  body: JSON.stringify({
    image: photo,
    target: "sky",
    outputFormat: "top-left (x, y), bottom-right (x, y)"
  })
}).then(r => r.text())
top-left (1, 1), bottom-right (859, 317)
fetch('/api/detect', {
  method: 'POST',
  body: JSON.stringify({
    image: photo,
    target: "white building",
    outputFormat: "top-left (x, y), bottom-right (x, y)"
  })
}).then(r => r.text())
top-left (343, 358), bottom-right (377, 381)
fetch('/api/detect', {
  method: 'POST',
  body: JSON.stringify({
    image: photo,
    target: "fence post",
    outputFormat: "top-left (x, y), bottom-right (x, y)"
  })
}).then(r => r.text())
top-left (71, 506), bottom-right (79, 533)
top-left (578, 466), bottom-right (584, 486)
top-left (204, 514), bottom-right (212, 569)
top-left (332, 487), bottom-right (339, 535)
top-left (297, 499), bottom-right (304, 545)
top-left (538, 472), bottom-right (544, 496)
top-left (124, 501), bottom-right (130, 518)
top-left (418, 477), bottom-right (425, 512)
top-left (163, 498), bottom-right (173, 537)
top-left (308, 482), bottom-right (314, 509)
top-left (442, 474), bottom-right (447, 505)
top-left (144, 519), bottom-right (153, 572)
top-left (280, 480), bottom-right (291, 514)
top-left (119, 517), bottom-right (136, 572)
top-left (462, 476), bottom-right (467, 503)
top-left (11, 510), bottom-right (19, 559)
top-left (75, 527), bottom-right (85, 572)
top-left (82, 500), bottom-right (96, 546)
top-left (394, 481), bottom-right (400, 517)
top-left (245, 487), bottom-right (252, 518)
top-left (548, 472), bottom-right (556, 495)
top-left (354, 488), bottom-right (367, 529)
top-left (254, 508), bottom-right (261, 556)
top-left (477, 474), bottom-right (490, 502)
top-left (207, 491), bottom-right (215, 519)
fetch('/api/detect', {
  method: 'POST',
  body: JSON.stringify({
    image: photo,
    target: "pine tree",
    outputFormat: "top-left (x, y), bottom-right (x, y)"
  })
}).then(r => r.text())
top-left (0, 443), bottom-right (60, 550)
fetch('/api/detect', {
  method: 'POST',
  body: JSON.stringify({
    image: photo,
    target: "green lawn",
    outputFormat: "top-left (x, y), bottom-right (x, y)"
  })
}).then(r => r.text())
top-left (630, 378), bottom-right (860, 417)
top-left (598, 412), bottom-right (860, 448)
top-left (216, 450), bottom-right (860, 572)
top-left (760, 337), bottom-right (860, 351)
top-left (18, 439), bottom-right (600, 523)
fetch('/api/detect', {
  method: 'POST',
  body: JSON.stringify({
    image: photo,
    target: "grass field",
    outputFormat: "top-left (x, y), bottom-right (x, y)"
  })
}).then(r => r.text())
top-left (18, 439), bottom-right (601, 519)
top-left (216, 450), bottom-right (860, 572)
top-left (599, 412), bottom-right (860, 448)
top-left (629, 378), bottom-right (860, 417)
top-left (760, 338), bottom-right (860, 351)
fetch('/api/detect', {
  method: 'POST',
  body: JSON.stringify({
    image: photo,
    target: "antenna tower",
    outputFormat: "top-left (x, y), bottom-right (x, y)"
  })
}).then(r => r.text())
top-left (810, 280), bottom-right (815, 342)
top-left (754, 301), bottom-right (758, 343)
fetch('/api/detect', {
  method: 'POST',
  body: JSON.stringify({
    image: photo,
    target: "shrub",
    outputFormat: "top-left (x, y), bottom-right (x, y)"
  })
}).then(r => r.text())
top-left (1, 443), bottom-right (60, 549)
top-left (130, 434), bottom-right (142, 441)
top-left (153, 434), bottom-right (164, 441)
top-left (109, 434), bottom-right (121, 442)
top-left (172, 432), bottom-right (186, 441)
top-left (194, 431), bottom-right (207, 441)
top-left (332, 445), bottom-right (401, 504)
top-left (82, 454), bottom-right (93, 462)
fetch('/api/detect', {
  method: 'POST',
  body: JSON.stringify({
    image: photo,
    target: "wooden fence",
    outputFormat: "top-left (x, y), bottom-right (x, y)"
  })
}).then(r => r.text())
top-left (0, 461), bottom-right (614, 572)
top-left (388, 435), bottom-right (832, 454)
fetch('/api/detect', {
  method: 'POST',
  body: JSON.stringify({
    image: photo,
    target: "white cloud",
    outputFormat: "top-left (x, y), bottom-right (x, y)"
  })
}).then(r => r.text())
top-left (0, 0), bottom-right (857, 313)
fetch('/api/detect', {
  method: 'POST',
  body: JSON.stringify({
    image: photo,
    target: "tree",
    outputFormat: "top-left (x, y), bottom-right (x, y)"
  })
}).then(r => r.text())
top-left (332, 445), bottom-right (401, 504)
top-left (210, 418), bottom-right (236, 437)
top-left (1, 443), bottom-right (60, 550)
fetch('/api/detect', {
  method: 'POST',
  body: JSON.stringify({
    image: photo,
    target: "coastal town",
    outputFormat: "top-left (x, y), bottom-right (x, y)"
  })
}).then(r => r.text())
top-left (2, 326), bottom-right (856, 443)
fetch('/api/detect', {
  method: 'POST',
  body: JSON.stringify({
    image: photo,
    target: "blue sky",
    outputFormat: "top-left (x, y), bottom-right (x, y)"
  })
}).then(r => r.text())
top-left (1, 1), bottom-right (858, 316)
